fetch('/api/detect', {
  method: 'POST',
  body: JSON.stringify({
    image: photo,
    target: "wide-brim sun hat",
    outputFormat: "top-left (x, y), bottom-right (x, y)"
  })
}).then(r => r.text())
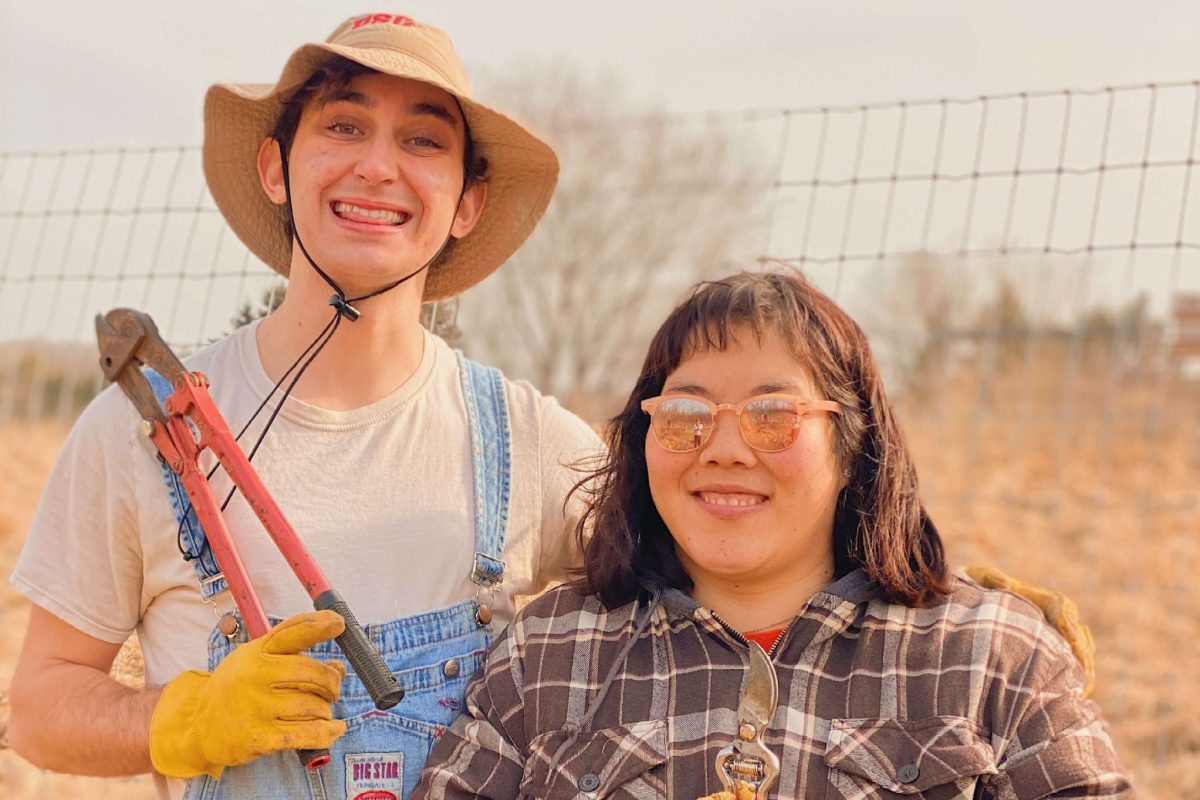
top-left (203, 12), bottom-right (559, 302)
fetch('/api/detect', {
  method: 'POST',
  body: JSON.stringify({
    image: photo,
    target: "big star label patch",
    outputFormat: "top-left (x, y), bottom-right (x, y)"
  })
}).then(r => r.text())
top-left (345, 752), bottom-right (404, 800)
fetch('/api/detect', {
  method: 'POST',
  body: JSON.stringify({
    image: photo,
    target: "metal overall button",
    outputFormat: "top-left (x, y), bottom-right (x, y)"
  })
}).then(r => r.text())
top-left (442, 659), bottom-right (461, 678)
top-left (474, 583), bottom-right (498, 626)
top-left (217, 613), bottom-right (240, 638)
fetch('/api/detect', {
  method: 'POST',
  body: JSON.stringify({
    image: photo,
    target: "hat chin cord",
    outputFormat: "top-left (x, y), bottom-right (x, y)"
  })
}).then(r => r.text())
top-left (195, 142), bottom-right (464, 497)
top-left (278, 140), bottom-right (460, 322)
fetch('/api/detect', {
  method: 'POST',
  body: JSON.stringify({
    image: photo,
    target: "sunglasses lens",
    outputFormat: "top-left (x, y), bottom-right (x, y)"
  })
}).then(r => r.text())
top-left (740, 397), bottom-right (799, 451)
top-left (653, 398), bottom-right (713, 451)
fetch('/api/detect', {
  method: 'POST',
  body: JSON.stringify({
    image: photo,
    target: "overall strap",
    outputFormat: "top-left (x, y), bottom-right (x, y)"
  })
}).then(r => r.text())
top-left (144, 368), bottom-right (228, 599)
top-left (456, 353), bottom-right (513, 592)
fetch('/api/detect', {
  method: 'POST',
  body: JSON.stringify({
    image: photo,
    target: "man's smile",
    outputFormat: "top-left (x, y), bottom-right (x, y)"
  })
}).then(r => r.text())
top-left (331, 200), bottom-right (412, 226)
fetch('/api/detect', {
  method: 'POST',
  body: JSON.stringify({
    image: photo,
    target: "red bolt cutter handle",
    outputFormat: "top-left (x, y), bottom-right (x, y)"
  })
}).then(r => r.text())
top-left (96, 309), bottom-right (405, 770)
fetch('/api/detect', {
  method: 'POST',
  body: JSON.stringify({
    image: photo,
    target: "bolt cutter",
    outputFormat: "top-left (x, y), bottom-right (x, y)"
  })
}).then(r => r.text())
top-left (95, 307), bottom-right (405, 769)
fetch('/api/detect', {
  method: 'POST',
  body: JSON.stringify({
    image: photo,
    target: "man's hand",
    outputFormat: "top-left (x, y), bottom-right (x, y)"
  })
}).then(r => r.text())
top-left (150, 610), bottom-right (347, 779)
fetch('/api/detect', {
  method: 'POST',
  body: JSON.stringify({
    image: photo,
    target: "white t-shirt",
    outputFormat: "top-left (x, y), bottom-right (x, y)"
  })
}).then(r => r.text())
top-left (12, 320), bottom-right (601, 782)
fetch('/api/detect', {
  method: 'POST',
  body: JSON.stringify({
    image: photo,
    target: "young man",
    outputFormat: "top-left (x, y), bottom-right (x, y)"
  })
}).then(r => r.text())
top-left (8, 13), bottom-right (600, 800)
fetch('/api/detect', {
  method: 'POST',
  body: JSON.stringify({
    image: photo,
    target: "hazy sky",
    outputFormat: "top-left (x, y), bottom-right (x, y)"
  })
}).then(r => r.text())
top-left (1, 0), bottom-right (1197, 352)
top-left (3, 1), bottom-right (1198, 151)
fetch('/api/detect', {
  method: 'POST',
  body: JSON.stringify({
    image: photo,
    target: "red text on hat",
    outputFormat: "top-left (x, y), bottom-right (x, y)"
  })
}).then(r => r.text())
top-left (351, 13), bottom-right (415, 30)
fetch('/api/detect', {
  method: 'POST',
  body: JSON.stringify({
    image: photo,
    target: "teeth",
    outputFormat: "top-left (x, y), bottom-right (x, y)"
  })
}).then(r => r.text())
top-left (699, 492), bottom-right (765, 508)
top-left (334, 202), bottom-right (408, 224)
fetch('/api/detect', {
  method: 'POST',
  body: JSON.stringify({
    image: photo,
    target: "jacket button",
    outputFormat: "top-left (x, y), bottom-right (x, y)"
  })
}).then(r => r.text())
top-left (442, 659), bottom-right (460, 678)
top-left (897, 763), bottom-right (920, 784)
top-left (578, 772), bottom-right (601, 791)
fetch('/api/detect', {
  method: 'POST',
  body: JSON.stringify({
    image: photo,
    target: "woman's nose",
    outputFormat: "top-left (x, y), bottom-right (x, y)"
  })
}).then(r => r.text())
top-left (698, 410), bottom-right (756, 467)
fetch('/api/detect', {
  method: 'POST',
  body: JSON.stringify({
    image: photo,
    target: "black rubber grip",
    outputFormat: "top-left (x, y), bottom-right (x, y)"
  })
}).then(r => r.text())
top-left (314, 589), bottom-right (405, 710)
top-left (296, 748), bottom-right (331, 771)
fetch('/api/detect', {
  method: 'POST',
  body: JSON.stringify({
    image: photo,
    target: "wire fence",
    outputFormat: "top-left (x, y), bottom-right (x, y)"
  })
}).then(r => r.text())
top-left (1, 81), bottom-right (1199, 796)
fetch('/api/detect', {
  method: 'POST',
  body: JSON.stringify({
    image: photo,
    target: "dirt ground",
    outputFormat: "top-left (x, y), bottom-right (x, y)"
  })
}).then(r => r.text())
top-left (1, 355), bottom-right (1197, 798)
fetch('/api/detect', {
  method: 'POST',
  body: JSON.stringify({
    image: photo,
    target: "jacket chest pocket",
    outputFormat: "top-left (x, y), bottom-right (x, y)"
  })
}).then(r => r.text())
top-left (520, 719), bottom-right (667, 800)
top-left (823, 716), bottom-right (997, 799)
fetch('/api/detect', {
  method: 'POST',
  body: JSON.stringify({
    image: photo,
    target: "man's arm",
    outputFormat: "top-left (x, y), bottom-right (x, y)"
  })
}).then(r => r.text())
top-left (534, 396), bottom-right (605, 587)
top-left (10, 605), bottom-right (349, 779)
top-left (9, 605), bottom-right (160, 775)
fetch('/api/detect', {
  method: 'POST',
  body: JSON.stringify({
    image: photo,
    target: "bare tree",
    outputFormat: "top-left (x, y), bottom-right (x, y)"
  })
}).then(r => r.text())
top-left (230, 283), bottom-right (287, 331)
top-left (857, 252), bottom-right (981, 400)
top-left (457, 66), bottom-right (771, 421)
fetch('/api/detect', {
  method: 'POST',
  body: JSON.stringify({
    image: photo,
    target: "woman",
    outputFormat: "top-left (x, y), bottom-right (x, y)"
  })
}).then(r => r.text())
top-left (413, 270), bottom-right (1133, 799)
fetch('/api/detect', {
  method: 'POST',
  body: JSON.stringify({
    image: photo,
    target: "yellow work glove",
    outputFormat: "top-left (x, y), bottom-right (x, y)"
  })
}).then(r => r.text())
top-left (964, 565), bottom-right (1096, 698)
top-left (150, 610), bottom-right (348, 779)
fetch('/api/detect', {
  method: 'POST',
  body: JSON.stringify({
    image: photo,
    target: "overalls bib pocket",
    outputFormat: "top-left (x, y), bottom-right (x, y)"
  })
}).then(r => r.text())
top-left (329, 631), bottom-right (488, 800)
top-left (185, 607), bottom-right (490, 800)
top-left (169, 355), bottom-right (512, 800)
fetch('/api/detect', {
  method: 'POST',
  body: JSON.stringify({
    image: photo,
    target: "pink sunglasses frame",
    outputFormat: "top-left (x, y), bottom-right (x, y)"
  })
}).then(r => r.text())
top-left (640, 393), bottom-right (842, 453)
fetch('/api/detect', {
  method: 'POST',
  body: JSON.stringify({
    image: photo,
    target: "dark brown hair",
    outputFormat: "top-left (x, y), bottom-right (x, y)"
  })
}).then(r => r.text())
top-left (267, 56), bottom-right (489, 251)
top-left (575, 268), bottom-right (950, 608)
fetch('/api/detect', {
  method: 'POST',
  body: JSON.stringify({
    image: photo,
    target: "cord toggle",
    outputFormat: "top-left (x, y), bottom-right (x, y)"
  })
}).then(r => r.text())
top-left (328, 294), bottom-right (361, 322)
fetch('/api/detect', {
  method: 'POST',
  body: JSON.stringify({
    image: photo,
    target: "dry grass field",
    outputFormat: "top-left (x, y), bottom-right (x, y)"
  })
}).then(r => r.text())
top-left (902, 345), bottom-right (1200, 800)
top-left (0, 420), bottom-right (157, 798)
top-left (0, 344), bottom-right (1196, 798)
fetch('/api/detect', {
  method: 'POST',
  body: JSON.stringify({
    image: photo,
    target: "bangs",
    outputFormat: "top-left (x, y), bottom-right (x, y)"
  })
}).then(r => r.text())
top-left (644, 268), bottom-right (863, 463)
top-left (666, 274), bottom-right (817, 375)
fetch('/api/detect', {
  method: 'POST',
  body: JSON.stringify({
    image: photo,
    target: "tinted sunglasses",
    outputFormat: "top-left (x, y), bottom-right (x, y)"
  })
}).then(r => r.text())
top-left (640, 394), bottom-right (841, 453)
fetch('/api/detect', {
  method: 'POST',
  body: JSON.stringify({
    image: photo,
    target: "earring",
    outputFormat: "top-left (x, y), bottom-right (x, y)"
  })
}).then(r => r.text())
top-left (842, 466), bottom-right (853, 479)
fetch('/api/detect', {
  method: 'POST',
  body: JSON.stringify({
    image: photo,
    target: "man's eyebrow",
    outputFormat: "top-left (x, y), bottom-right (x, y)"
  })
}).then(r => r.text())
top-left (409, 101), bottom-right (460, 128)
top-left (317, 93), bottom-right (460, 129)
top-left (320, 89), bottom-right (375, 109)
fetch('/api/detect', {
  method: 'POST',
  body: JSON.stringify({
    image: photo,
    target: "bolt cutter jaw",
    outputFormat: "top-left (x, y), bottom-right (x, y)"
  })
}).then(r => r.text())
top-left (95, 308), bottom-right (188, 425)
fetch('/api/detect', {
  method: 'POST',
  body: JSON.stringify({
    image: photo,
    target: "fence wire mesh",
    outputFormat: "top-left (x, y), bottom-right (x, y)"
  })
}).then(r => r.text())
top-left (1, 81), bottom-right (1199, 796)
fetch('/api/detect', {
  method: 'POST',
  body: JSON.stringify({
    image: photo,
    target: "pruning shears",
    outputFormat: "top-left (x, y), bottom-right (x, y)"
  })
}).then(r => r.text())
top-left (714, 641), bottom-right (781, 799)
top-left (95, 307), bottom-right (405, 769)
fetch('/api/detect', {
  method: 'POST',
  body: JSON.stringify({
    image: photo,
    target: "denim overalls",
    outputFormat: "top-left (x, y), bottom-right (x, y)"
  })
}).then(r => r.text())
top-left (148, 353), bottom-right (510, 800)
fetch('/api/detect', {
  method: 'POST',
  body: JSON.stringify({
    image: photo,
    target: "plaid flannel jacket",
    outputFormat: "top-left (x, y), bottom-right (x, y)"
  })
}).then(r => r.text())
top-left (413, 570), bottom-right (1134, 799)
